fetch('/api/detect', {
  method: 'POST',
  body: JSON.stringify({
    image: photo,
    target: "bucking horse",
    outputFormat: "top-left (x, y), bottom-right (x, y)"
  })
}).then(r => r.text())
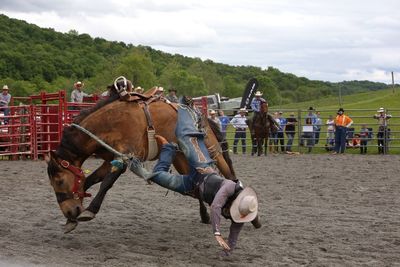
top-left (46, 77), bottom-right (260, 233)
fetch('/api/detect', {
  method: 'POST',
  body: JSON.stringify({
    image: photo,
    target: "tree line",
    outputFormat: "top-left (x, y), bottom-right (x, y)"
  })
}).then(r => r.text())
top-left (0, 14), bottom-right (391, 105)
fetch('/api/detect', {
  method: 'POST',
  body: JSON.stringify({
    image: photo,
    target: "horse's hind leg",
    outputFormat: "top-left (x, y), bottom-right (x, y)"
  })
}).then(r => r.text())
top-left (173, 153), bottom-right (210, 224)
top-left (264, 138), bottom-right (268, 156)
top-left (199, 199), bottom-right (210, 224)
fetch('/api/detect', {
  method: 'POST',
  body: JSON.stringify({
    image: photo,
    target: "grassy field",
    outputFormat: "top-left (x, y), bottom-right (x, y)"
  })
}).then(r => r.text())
top-left (224, 88), bottom-right (400, 155)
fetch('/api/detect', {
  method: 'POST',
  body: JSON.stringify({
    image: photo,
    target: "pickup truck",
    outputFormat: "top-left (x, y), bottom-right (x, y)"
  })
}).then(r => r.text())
top-left (193, 93), bottom-right (242, 115)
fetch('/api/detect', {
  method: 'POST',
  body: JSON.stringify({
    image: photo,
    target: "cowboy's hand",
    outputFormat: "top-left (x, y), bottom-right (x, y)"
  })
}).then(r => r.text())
top-left (215, 235), bottom-right (230, 251)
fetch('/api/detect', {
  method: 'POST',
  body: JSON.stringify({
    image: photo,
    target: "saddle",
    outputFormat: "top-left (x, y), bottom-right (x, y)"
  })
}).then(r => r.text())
top-left (113, 77), bottom-right (176, 161)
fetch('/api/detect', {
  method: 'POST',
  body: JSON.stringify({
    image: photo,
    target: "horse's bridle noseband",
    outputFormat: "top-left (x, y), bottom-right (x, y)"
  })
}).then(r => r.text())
top-left (56, 159), bottom-right (92, 203)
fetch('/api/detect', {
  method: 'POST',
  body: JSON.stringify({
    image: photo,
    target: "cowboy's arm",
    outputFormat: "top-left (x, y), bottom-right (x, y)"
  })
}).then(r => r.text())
top-left (71, 90), bottom-right (78, 102)
top-left (227, 221), bottom-right (244, 250)
top-left (250, 100), bottom-right (258, 111)
top-left (230, 117), bottom-right (239, 129)
top-left (210, 181), bottom-right (236, 250)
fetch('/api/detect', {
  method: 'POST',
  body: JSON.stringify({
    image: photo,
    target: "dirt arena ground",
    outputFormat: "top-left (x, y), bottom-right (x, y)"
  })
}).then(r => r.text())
top-left (1, 154), bottom-right (400, 267)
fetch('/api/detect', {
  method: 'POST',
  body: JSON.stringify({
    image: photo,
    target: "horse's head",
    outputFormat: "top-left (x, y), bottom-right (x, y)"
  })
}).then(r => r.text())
top-left (45, 151), bottom-right (87, 220)
top-left (260, 102), bottom-right (268, 113)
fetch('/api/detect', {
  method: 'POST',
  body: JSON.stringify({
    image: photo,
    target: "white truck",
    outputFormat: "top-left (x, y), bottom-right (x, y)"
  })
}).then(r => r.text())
top-left (193, 93), bottom-right (242, 115)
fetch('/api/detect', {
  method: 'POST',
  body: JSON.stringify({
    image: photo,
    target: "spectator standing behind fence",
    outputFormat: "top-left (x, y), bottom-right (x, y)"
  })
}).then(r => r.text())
top-left (71, 81), bottom-right (92, 103)
top-left (300, 107), bottom-right (317, 153)
top-left (373, 107), bottom-right (392, 154)
top-left (0, 85), bottom-right (11, 124)
top-left (325, 115), bottom-right (335, 151)
top-left (333, 108), bottom-right (353, 154)
top-left (208, 109), bottom-right (222, 131)
top-left (166, 88), bottom-right (179, 103)
top-left (230, 108), bottom-right (248, 154)
top-left (277, 111), bottom-right (286, 152)
top-left (218, 110), bottom-right (230, 140)
top-left (285, 112), bottom-right (297, 152)
top-left (359, 124), bottom-right (369, 154)
top-left (269, 112), bottom-right (279, 153)
top-left (314, 111), bottom-right (322, 144)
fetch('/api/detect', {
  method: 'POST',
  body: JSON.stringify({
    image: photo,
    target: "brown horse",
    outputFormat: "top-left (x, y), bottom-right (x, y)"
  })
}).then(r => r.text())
top-left (247, 102), bottom-right (274, 156)
top-left (45, 82), bottom-right (237, 229)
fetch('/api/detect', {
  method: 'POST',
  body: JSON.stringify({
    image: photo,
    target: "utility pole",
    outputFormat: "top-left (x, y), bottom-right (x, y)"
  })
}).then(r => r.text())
top-left (338, 85), bottom-right (343, 107)
top-left (392, 71), bottom-right (395, 94)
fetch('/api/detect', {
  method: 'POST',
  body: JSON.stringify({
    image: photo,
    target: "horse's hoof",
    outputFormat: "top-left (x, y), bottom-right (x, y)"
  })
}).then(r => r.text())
top-left (77, 210), bottom-right (96, 222)
top-left (64, 220), bottom-right (78, 234)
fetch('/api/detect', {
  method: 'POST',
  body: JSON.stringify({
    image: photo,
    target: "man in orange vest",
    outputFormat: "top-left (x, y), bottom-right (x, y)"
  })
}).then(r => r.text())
top-left (333, 108), bottom-right (353, 154)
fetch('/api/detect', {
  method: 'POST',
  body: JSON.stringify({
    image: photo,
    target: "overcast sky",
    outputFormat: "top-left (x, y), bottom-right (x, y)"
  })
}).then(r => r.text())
top-left (1, 0), bottom-right (399, 83)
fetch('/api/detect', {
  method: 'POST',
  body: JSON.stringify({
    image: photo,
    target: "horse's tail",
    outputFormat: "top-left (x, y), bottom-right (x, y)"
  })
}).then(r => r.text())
top-left (207, 118), bottom-right (236, 178)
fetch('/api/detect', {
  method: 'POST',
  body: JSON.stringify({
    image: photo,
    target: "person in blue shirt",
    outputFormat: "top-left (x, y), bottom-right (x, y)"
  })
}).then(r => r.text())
top-left (277, 111), bottom-right (287, 152)
top-left (250, 91), bottom-right (267, 113)
top-left (218, 110), bottom-right (230, 140)
top-left (250, 91), bottom-right (277, 132)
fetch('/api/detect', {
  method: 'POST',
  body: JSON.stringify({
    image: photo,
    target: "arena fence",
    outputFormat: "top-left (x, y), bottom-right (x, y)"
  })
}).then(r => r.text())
top-left (218, 108), bottom-right (400, 155)
top-left (1, 92), bottom-right (399, 159)
top-left (0, 91), bottom-right (97, 160)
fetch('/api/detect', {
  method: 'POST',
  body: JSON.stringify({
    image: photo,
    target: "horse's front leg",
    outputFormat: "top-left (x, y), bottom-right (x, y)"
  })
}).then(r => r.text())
top-left (84, 160), bottom-right (113, 191)
top-left (78, 164), bottom-right (126, 221)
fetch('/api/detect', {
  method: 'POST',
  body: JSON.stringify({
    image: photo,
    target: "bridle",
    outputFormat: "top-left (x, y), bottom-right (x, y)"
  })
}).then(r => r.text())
top-left (55, 158), bottom-right (92, 203)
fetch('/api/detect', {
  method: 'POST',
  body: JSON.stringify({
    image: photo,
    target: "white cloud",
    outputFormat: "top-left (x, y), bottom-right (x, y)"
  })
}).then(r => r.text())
top-left (1, 0), bottom-right (400, 83)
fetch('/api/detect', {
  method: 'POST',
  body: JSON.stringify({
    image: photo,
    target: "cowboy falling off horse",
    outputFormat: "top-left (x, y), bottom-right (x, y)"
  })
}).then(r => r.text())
top-left (45, 77), bottom-right (260, 256)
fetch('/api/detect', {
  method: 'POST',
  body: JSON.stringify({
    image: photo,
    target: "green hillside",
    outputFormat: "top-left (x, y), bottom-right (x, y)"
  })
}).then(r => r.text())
top-left (0, 14), bottom-right (393, 105)
top-left (272, 88), bottom-right (400, 110)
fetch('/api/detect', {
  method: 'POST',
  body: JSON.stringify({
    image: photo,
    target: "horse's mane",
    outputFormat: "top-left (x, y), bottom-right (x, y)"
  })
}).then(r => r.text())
top-left (207, 118), bottom-right (223, 142)
top-left (207, 118), bottom-right (236, 178)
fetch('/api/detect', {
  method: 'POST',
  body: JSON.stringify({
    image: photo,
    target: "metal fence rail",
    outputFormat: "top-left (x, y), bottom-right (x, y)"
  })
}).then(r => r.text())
top-left (217, 108), bottom-right (400, 155)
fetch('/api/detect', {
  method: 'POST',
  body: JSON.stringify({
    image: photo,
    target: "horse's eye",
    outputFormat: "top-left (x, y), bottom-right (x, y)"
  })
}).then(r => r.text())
top-left (56, 180), bottom-right (64, 186)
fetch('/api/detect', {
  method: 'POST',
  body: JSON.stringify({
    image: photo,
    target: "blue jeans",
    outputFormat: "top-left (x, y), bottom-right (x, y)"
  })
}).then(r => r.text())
top-left (334, 126), bottom-right (347, 153)
top-left (286, 132), bottom-right (295, 151)
top-left (233, 129), bottom-right (246, 154)
top-left (1, 107), bottom-right (10, 124)
top-left (175, 105), bottom-right (214, 169)
top-left (152, 144), bottom-right (201, 195)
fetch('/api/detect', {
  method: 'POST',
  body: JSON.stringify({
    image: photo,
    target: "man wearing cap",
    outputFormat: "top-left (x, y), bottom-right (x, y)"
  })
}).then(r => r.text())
top-left (129, 102), bottom-right (259, 255)
top-left (155, 86), bottom-right (164, 96)
top-left (373, 107), bottom-right (392, 154)
top-left (71, 81), bottom-right (91, 104)
top-left (230, 108), bottom-right (248, 154)
top-left (0, 85), bottom-right (11, 124)
top-left (166, 88), bottom-right (179, 103)
top-left (208, 109), bottom-right (222, 130)
top-left (333, 108), bottom-right (353, 154)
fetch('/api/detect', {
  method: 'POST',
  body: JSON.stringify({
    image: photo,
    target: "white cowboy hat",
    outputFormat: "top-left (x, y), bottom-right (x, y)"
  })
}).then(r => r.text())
top-left (2, 85), bottom-right (9, 90)
top-left (377, 107), bottom-right (385, 113)
top-left (74, 81), bottom-right (84, 88)
top-left (255, 91), bottom-right (262, 96)
top-left (209, 109), bottom-right (216, 115)
top-left (239, 108), bottom-right (247, 113)
top-left (157, 87), bottom-right (164, 92)
top-left (230, 187), bottom-right (258, 223)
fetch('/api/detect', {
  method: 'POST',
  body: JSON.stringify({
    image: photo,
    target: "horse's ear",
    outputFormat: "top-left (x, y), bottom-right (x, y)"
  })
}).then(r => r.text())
top-left (45, 151), bottom-right (57, 164)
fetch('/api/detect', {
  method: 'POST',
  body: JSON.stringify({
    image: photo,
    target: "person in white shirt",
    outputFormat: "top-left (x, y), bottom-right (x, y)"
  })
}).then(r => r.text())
top-left (71, 81), bottom-right (92, 103)
top-left (230, 108), bottom-right (248, 154)
top-left (208, 109), bottom-right (222, 130)
top-left (0, 85), bottom-right (11, 124)
top-left (326, 115), bottom-right (335, 147)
